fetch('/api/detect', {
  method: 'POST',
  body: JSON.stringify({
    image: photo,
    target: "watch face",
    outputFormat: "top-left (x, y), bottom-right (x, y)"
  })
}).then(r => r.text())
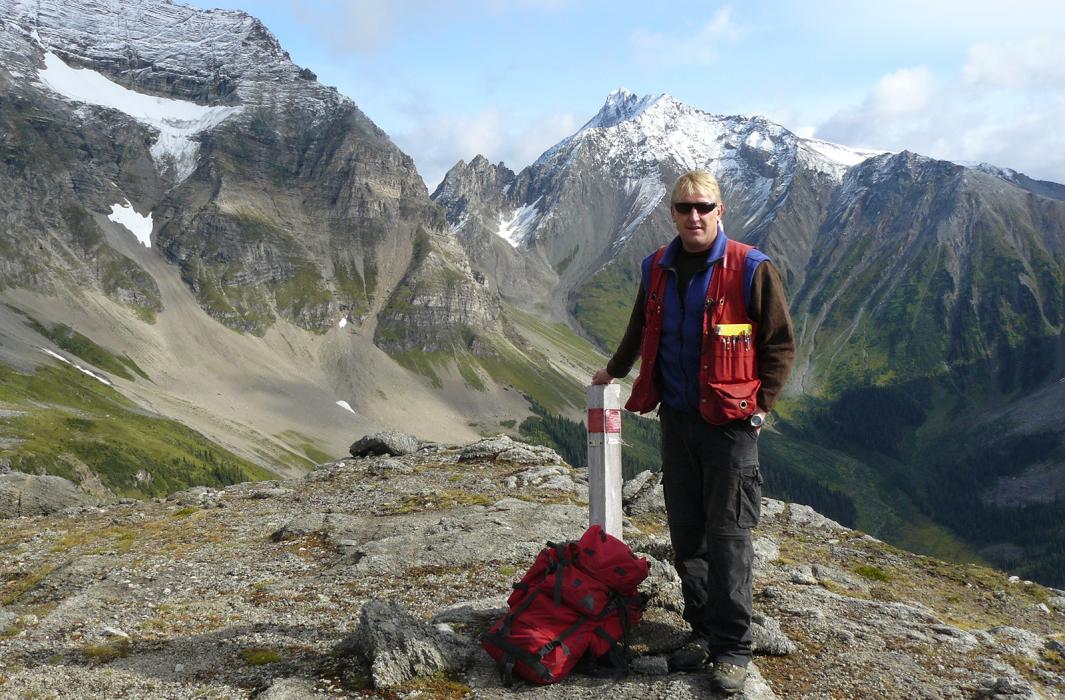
top-left (750, 414), bottom-right (764, 427)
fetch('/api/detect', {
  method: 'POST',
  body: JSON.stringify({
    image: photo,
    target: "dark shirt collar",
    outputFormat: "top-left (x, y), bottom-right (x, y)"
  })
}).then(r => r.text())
top-left (658, 225), bottom-right (728, 269)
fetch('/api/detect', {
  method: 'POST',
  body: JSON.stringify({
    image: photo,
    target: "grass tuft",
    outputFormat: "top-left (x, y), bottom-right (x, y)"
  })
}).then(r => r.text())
top-left (240, 648), bottom-right (282, 666)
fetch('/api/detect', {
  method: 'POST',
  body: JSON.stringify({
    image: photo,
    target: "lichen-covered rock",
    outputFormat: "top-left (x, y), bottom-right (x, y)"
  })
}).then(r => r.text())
top-left (502, 465), bottom-right (575, 491)
top-left (344, 599), bottom-right (473, 688)
top-left (753, 536), bottom-right (780, 572)
top-left (751, 612), bottom-right (797, 655)
top-left (623, 470), bottom-right (656, 502)
top-left (269, 512), bottom-right (363, 544)
top-left (258, 677), bottom-right (327, 699)
top-left (167, 486), bottom-right (223, 508)
top-left (459, 435), bottom-right (563, 465)
top-left (786, 503), bottom-right (846, 531)
top-left (349, 431), bottom-right (419, 457)
top-left (626, 479), bottom-right (665, 516)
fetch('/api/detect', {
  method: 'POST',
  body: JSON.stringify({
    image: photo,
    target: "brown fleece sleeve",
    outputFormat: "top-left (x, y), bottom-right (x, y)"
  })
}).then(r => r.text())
top-left (605, 285), bottom-right (645, 379)
top-left (748, 262), bottom-right (796, 411)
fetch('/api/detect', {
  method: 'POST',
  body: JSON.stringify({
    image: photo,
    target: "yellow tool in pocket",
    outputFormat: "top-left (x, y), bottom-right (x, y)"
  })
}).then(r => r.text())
top-left (714, 323), bottom-right (753, 336)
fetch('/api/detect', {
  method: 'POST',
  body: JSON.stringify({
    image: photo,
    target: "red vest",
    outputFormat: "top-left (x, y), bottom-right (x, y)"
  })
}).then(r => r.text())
top-left (624, 238), bottom-right (761, 425)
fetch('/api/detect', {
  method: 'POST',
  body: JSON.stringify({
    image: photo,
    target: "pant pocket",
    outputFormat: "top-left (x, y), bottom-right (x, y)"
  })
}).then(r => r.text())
top-left (736, 464), bottom-right (762, 529)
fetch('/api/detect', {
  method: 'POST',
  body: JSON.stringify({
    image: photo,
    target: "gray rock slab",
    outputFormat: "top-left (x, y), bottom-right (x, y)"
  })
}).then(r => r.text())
top-left (350, 499), bottom-right (587, 575)
top-left (0, 472), bottom-right (98, 517)
top-left (367, 457), bottom-right (415, 475)
top-left (431, 598), bottom-right (508, 630)
top-left (13, 554), bottom-right (115, 605)
top-left (258, 677), bottom-right (328, 700)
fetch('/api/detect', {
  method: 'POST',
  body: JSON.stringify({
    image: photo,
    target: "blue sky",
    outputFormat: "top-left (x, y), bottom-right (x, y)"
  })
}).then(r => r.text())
top-left (189, 1), bottom-right (1065, 190)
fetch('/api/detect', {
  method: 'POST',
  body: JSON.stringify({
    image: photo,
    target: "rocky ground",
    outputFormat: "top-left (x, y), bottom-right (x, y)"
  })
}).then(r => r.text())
top-left (1, 434), bottom-right (1064, 699)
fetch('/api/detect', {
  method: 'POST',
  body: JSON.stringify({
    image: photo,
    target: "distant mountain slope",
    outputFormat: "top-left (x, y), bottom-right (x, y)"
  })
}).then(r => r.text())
top-left (435, 90), bottom-right (1065, 585)
top-left (0, 0), bottom-right (588, 489)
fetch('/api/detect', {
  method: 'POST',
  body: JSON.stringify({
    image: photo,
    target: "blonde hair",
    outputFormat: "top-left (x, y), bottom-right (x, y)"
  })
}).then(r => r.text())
top-left (671, 170), bottom-right (722, 205)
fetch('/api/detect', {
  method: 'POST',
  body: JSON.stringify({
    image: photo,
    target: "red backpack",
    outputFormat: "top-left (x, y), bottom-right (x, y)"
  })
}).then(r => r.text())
top-left (481, 525), bottom-right (649, 685)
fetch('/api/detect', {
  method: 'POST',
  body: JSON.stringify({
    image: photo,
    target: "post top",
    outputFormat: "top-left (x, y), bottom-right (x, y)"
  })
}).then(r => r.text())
top-left (587, 382), bottom-right (621, 409)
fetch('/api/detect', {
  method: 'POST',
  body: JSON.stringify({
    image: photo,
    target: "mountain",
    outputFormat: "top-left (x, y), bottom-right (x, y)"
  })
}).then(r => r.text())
top-left (0, 0), bottom-right (586, 499)
top-left (1, 435), bottom-right (1063, 697)
top-left (3, 0), bottom-right (1065, 589)
top-left (434, 89), bottom-right (1065, 585)
top-left (434, 88), bottom-right (880, 340)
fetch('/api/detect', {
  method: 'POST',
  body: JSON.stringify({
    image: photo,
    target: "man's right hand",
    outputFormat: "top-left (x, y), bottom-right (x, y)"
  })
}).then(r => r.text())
top-left (591, 368), bottom-right (615, 385)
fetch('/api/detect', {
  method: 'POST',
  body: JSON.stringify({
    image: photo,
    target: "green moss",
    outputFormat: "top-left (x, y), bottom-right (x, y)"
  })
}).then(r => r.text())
top-left (81, 641), bottom-right (130, 664)
top-left (400, 672), bottom-right (471, 699)
top-left (240, 648), bottom-right (282, 666)
top-left (853, 564), bottom-right (892, 582)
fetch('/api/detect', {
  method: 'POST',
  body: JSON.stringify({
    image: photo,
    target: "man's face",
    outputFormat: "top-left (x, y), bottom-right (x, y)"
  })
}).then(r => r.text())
top-left (671, 189), bottom-right (723, 253)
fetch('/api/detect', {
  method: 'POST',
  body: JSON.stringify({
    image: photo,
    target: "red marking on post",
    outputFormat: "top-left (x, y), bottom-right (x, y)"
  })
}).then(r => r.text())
top-left (588, 408), bottom-right (622, 434)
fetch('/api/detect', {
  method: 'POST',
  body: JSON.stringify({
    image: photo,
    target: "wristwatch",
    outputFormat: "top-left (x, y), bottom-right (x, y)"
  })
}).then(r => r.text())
top-left (749, 413), bottom-right (765, 428)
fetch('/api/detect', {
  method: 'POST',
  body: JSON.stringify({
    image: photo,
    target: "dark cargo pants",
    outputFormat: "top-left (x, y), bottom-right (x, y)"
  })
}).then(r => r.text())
top-left (659, 403), bottom-right (763, 667)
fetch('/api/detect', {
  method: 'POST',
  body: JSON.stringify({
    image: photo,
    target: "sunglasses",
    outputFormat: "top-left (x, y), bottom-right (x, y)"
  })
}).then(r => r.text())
top-left (672, 201), bottom-right (718, 215)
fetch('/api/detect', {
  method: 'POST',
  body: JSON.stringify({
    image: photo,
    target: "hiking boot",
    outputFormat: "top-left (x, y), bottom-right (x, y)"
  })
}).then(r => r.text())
top-left (710, 662), bottom-right (748, 695)
top-left (667, 636), bottom-right (710, 672)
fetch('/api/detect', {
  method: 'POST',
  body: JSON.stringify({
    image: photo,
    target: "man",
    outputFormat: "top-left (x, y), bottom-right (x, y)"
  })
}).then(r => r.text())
top-left (592, 170), bottom-right (795, 695)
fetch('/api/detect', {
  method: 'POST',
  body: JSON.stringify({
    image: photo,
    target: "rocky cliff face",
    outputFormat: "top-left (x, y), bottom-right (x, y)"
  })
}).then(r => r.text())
top-left (0, 0), bottom-right (480, 340)
top-left (1, 435), bottom-right (1063, 698)
top-left (374, 229), bottom-right (511, 356)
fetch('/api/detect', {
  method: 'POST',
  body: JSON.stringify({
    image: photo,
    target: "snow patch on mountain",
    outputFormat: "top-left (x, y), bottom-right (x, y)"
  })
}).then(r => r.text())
top-left (495, 200), bottom-right (544, 248)
top-left (108, 200), bottom-right (153, 247)
top-left (37, 52), bottom-right (242, 183)
top-left (39, 348), bottom-right (113, 386)
top-left (615, 176), bottom-right (667, 250)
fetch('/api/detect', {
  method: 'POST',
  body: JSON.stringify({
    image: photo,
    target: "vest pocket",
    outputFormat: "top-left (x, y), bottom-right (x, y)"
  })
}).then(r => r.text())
top-left (737, 463), bottom-right (762, 529)
top-left (702, 378), bottom-right (761, 423)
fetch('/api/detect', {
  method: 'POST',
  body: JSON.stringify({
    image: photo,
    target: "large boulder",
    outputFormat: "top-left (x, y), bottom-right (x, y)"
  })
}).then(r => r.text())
top-left (0, 472), bottom-right (99, 518)
top-left (349, 431), bottom-right (419, 457)
top-left (340, 599), bottom-right (473, 688)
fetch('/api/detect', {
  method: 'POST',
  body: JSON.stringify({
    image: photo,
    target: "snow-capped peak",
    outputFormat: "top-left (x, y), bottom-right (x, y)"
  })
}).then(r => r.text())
top-left (580, 88), bottom-right (662, 130)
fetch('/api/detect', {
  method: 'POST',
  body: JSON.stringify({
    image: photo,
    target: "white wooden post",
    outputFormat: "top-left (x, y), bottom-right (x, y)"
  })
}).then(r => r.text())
top-left (587, 383), bottom-right (623, 540)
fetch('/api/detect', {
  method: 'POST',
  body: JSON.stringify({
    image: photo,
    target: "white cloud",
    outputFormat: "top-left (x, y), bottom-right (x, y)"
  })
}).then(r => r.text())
top-left (963, 35), bottom-right (1065, 90)
top-left (816, 49), bottom-right (1065, 184)
top-left (631, 8), bottom-right (742, 66)
top-left (393, 109), bottom-right (580, 191)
